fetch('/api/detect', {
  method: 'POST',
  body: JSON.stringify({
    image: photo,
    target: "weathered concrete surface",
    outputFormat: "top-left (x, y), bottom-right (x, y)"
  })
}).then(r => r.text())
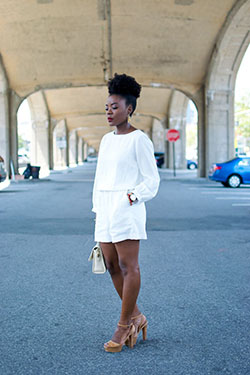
top-left (1, 1), bottom-right (250, 177)
top-left (0, 163), bottom-right (249, 375)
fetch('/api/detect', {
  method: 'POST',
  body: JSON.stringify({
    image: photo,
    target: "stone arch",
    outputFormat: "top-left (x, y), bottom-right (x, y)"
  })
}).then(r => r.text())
top-left (205, 0), bottom-right (250, 173)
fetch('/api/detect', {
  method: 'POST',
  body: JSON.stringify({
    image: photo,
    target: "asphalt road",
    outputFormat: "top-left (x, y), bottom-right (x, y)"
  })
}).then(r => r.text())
top-left (0, 164), bottom-right (249, 375)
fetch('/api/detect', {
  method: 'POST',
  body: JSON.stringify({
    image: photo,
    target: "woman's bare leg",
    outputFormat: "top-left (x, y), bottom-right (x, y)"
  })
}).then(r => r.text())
top-left (100, 241), bottom-right (140, 316)
top-left (100, 241), bottom-right (141, 344)
top-left (114, 239), bottom-right (141, 325)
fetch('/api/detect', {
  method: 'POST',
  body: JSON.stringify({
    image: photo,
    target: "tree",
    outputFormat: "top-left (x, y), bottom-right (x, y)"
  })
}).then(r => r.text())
top-left (235, 94), bottom-right (250, 139)
top-left (18, 134), bottom-right (26, 150)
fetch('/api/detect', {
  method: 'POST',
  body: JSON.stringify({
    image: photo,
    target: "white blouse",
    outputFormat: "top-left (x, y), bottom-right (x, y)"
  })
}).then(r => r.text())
top-left (92, 129), bottom-right (160, 213)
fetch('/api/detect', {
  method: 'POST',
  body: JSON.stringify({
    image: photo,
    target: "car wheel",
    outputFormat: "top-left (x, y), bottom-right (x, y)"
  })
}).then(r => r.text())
top-left (188, 163), bottom-right (196, 170)
top-left (227, 174), bottom-right (241, 188)
top-left (221, 182), bottom-right (229, 187)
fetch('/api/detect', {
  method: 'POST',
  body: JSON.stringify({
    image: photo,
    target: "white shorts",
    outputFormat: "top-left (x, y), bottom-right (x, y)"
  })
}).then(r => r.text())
top-left (94, 190), bottom-right (147, 243)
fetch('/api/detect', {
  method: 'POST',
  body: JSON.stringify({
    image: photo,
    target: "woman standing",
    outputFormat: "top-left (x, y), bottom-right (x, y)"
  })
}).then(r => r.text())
top-left (92, 73), bottom-right (160, 352)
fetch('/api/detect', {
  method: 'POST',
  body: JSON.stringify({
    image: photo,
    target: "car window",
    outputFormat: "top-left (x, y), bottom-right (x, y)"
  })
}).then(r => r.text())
top-left (238, 159), bottom-right (250, 166)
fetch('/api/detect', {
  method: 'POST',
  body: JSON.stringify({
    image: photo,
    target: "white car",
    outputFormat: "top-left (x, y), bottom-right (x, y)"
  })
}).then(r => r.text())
top-left (18, 153), bottom-right (30, 166)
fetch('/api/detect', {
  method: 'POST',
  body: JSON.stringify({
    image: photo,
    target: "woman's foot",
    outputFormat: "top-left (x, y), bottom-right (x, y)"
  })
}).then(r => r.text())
top-left (104, 323), bottom-right (135, 352)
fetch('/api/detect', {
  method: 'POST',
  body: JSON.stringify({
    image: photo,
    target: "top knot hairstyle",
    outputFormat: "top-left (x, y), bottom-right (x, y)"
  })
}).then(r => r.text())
top-left (108, 73), bottom-right (141, 116)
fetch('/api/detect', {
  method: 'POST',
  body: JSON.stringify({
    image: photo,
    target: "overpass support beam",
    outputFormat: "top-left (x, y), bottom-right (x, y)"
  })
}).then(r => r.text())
top-left (53, 119), bottom-right (68, 169)
top-left (0, 58), bottom-right (10, 175)
top-left (193, 87), bottom-right (206, 177)
top-left (167, 90), bottom-right (189, 169)
top-left (152, 118), bottom-right (165, 153)
top-left (9, 91), bottom-right (22, 175)
top-left (204, 0), bottom-right (250, 176)
top-left (69, 130), bottom-right (78, 166)
top-left (78, 137), bottom-right (84, 163)
top-left (83, 142), bottom-right (89, 161)
top-left (28, 91), bottom-right (51, 173)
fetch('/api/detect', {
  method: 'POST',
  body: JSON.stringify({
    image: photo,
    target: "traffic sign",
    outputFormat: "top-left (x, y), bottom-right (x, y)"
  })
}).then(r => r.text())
top-left (166, 129), bottom-right (180, 142)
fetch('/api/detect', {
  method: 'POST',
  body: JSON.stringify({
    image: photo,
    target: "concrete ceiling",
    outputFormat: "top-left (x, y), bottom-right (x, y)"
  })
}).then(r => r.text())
top-left (0, 0), bottom-right (238, 148)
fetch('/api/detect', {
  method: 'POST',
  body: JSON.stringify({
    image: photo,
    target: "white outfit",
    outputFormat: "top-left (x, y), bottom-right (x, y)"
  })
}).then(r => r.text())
top-left (92, 129), bottom-right (160, 243)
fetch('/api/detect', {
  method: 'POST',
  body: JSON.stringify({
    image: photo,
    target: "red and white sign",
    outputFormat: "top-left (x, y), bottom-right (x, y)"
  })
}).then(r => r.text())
top-left (166, 129), bottom-right (180, 142)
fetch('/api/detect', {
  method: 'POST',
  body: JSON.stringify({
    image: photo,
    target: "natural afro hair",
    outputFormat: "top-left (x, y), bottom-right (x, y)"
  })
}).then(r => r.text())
top-left (108, 73), bottom-right (141, 116)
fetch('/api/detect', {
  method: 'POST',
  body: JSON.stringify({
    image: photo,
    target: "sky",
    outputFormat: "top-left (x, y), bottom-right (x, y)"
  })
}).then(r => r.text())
top-left (235, 44), bottom-right (250, 100)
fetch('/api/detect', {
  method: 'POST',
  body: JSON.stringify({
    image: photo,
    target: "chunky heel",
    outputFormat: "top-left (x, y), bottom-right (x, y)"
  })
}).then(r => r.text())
top-left (142, 324), bottom-right (147, 340)
top-left (130, 314), bottom-right (148, 345)
top-left (104, 323), bottom-right (135, 353)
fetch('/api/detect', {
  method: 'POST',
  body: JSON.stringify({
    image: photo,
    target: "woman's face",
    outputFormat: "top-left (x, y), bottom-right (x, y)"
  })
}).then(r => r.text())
top-left (105, 95), bottom-right (131, 127)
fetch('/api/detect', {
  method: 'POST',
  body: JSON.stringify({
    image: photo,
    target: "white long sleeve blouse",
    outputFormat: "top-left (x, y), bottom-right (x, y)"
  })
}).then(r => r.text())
top-left (92, 129), bottom-right (160, 213)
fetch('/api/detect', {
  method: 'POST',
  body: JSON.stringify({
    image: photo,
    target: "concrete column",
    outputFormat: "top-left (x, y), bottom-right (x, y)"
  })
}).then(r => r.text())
top-left (152, 118), bottom-right (165, 152)
top-left (9, 90), bottom-right (22, 174)
top-left (192, 87), bottom-right (206, 177)
top-left (69, 130), bottom-right (77, 166)
top-left (205, 87), bottom-right (235, 170)
top-left (53, 119), bottom-right (67, 168)
top-left (0, 57), bottom-right (10, 175)
top-left (75, 132), bottom-right (79, 164)
top-left (167, 90), bottom-right (189, 169)
top-left (78, 137), bottom-right (84, 163)
top-left (28, 91), bottom-right (51, 173)
top-left (204, 0), bottom-right (250, 175)
top-left (83, 142), bottom-right (88, 161)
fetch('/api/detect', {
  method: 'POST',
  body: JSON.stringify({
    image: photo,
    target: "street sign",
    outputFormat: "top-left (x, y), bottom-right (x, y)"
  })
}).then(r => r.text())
top-left (166, 129), bottom-right (180, 142)
top-left (166, 129), bottom-right (180, 177)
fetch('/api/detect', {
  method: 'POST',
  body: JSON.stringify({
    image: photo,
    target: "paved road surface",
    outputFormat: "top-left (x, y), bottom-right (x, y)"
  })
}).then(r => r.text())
top-left (0, 164), bottom-right (249, 375)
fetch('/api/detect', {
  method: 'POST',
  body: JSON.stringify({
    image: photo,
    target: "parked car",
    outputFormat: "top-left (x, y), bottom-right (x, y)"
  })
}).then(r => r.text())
top-left (18, 152), bottom-right (30, 166)
top-left (86, 155), bottom-right (98, 163)
top-left (209, 157), bottom-right (250, 188)
top-left (187, 160), bottom-right (198, 170)
top-left (0, 156), bottom-right (7, 182)
top-left (154, 152), bottom-right (164, 168)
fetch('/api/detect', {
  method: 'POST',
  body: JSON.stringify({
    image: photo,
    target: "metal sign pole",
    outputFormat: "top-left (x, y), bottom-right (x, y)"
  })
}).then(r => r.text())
top-left (173, 142), bottom-right (176, 177)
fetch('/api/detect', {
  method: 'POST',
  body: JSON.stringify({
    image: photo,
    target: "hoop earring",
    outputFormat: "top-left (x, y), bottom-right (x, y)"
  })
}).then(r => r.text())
top-left (127, 115), bottom-right (131, 123)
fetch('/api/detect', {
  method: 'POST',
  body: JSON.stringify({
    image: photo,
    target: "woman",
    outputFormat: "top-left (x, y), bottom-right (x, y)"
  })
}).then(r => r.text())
top-left (92, 73), bottom-right (160, 352)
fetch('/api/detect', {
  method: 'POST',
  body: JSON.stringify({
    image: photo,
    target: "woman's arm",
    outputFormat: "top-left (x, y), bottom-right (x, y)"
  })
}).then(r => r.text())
top-left (133, 134), bottom-right (160, 203)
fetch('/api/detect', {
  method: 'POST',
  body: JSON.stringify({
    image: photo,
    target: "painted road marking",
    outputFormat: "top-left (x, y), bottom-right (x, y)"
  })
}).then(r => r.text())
top-left (232, 203), bottom-right (250, 206)
top-left (201, 191), bottom-right (250, 195)
top-left (216, 197), bottom-right (250, 200)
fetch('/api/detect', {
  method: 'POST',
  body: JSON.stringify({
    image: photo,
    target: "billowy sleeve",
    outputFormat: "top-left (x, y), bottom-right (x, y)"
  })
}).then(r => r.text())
top-left (91, 137), bottom-right (105, 213)
top-left (92, 173), bottom-right (98, 213)
top-left (133, 134), bottom-right (160, 202)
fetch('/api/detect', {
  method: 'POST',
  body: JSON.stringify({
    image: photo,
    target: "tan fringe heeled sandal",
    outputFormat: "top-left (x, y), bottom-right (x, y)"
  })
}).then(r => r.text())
top-left (126, 314), bottom-right (148, 346)
top-left (104, 323), bottom-right (135, 353)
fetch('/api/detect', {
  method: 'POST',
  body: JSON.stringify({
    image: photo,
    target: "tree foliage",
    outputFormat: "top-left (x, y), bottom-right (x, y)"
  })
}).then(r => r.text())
top-left (235, 94), bottom-right (250, 138)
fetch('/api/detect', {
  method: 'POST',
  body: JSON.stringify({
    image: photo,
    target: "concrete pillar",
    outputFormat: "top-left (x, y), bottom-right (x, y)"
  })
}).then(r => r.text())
top-left (0, 57), bottom-right (10, 175)
top-left (9, 90), bottom-right (22, 174)
top-left (167, 90), bottom-right (189, 169)
top-left (75, 132), bottom-right (79, 164)
top-left (0, 56), bottom-right (22, 176)
top-left (192, 87), bottom-right (206, 177)
top-left (83, 142), bottom-right (88, 161)
top-left (27, 91), bottom-right (51, 173)
top-left (69, 130), bottom-right (77, 166)
top-left (53, 119), bottom-right (67, 168)
top-left (204, 0), bottom-right (250, 175)
top-left (78, 137), bottom-right (84, 163)
top-left (152, 118), bottom-right (165, 152)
